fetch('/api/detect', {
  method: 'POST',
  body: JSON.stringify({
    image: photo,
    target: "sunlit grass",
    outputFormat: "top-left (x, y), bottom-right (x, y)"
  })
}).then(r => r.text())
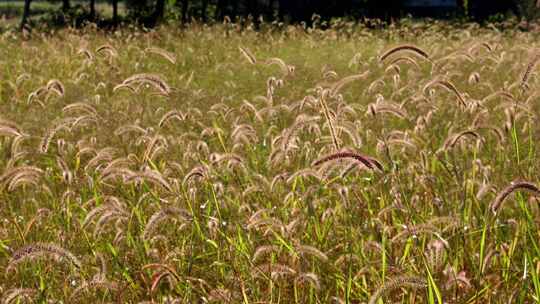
top-left (0, 20), bottom-right (539, 303)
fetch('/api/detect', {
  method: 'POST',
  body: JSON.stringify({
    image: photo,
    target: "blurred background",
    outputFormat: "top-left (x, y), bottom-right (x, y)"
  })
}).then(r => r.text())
top-left (2, 0), bottom-right (539, 29)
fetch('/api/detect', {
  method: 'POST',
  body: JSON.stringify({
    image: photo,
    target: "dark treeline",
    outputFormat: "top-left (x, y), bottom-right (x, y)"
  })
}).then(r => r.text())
top-left (19, 0), bottom-right (539, 29)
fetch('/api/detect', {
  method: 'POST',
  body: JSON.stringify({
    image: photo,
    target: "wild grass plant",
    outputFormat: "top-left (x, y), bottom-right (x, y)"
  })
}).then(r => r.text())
top-left (0, 19), bottom-right (539, 302)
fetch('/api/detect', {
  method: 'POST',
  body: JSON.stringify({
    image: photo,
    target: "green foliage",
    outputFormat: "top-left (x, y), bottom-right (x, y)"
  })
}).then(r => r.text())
top-left (515, 0), bottom-right (540, 21)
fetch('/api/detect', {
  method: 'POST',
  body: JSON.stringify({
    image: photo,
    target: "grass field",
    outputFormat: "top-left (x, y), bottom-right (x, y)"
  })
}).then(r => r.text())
top-left (0, 20), bottom-right (540, 303)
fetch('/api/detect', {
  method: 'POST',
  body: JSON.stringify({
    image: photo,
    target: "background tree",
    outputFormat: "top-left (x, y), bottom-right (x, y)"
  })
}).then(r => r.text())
top-left (515, 0), bottom-right (540, 21)
top-left (181, 0), bottom-right (189, 23)
top-left (215, 0), bottom-right (227, 21)
top-left (90, 0), bottom-right (96, 19)
top-left (151, 0), bottom-right (166, 25)
top-left (62, 0), bottom-right (70, 12)
top-left (20, 0), bottom-right (32, 29)
top-left (201, 0), bottom-right (208, 22)
top-left (112, 0), bottom-right (118, 24)
top-left (16, 0), bottom-right (540, 31)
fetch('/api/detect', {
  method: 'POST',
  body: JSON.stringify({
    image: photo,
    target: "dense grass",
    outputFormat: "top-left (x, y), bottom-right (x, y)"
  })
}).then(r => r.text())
top-left (0, 20), bottom-right (540, 303)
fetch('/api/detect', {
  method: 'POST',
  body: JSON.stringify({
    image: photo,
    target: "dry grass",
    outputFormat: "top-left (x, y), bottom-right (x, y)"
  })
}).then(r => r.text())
top-left (0, 20), bottom-right (539, 303)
